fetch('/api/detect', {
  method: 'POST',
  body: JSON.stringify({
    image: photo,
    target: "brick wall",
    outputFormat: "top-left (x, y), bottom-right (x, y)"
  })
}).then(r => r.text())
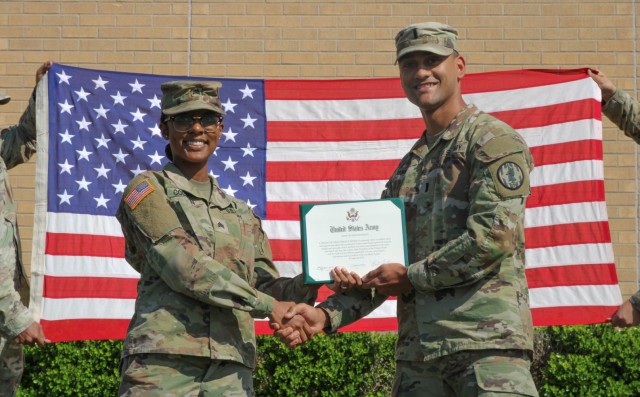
top-left (1, 0), bottom-right (638, 297)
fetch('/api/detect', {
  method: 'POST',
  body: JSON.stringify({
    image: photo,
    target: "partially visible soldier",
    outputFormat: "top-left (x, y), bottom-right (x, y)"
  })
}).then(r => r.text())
top-left (275, 23), bottom-right (539, 396)
top-left (589, 68), bottom-right (640, 327)
top-left (0, 61), bottom-right (53, 397)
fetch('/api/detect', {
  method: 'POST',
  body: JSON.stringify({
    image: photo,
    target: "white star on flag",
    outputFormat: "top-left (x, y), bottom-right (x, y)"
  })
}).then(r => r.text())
top-left (241, 114), bottom-right (257, 128)
top-left (239, 84), bottom-right (255, 99)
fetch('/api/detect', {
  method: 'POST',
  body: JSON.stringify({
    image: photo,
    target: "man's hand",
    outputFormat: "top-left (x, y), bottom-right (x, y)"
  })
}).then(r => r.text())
top-left (588, 69), bottom-right (616, 103)
top-left (36, 61), bottom-right (54, 84)
top-left (14, 321), bottom-right (49, 346)
top-left (269, 301), bottom-right (312, 343)
top-left (610, 299), bottom-right (640, 328)
top-left (361, 263), bottom-right (412, 296)
top-left (272, 303), bottom-right (329, 348)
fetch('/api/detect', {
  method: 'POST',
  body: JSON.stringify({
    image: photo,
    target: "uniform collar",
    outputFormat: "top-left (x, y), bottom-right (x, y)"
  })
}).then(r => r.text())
top-left (163, 163), bottom-right (233, 208)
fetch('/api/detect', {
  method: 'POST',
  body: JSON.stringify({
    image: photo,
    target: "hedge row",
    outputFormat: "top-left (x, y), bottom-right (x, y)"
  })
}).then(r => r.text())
top-left (17, 324), bottom-right (640, 396)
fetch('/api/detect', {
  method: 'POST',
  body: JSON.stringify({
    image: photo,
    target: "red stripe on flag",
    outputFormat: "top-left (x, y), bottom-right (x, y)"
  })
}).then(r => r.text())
top-left (525, 264), bottom-right (619, 289)
top-left (529, 140), bottom-right (602, 167)
top-left (41, 319), bottom-right (130, 343)
top-left (525, 221), bottom-right (611, 249)
top-left (270, 239), bottom-right (302, 262)
top-left (265, 78), bottom-right (406, 100)
top-left (527, 180), bottom-right (605, 208)
top-left (43, 275), bottom-right (138, 299)
top-left (267, 160), bottom-right (399, 182)
top-left (45, 233), bottom-right (125, 258)
top-left (491, 99), bottom-right (601, 130)
top-left (266, 69), bottom-right (592, 100)
top-left (267, 119), bottom-right (423, 142)
top-left (531, 305), bottom-right (617, 327)
top-left (461, 68), bottom-right (591, 94)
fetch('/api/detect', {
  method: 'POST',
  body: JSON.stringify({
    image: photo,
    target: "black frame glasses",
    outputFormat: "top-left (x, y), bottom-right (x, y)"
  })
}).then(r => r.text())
top-left (164, 114), bottom-right (222, 132)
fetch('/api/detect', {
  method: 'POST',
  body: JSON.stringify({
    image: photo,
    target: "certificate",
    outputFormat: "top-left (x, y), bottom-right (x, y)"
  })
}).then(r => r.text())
top-left (299, 198), bottom-right (408, 284)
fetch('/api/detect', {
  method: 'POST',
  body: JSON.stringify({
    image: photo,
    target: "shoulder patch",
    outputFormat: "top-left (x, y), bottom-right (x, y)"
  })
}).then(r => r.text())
top-left (124, 179), bottom-right (155, 209)
top-left (496, 161), bottom-right (525, 190)
top-left (488, 154), bottom-right (530, 199)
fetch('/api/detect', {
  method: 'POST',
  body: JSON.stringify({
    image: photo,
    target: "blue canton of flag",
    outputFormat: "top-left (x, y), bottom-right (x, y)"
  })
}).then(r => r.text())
top-left (46, 63), bottom-right (267, 218)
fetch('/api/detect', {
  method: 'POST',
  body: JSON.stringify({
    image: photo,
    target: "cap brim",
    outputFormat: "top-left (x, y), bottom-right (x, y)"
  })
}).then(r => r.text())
top-left (396, 44), bottom-right (454, 62)
top-left (163, 101), bottom-right (226, 116)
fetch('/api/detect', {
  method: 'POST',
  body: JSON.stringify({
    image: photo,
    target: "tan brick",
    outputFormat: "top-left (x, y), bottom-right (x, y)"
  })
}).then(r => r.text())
top-left (319, 4), bottom-right (356, 15)
top-left (225, 64), bottom-right (263, 78)
top-left (282, 28), bottom-right (318, 40)
top-left (43, 15), bottom-right (79, 26)
top-left (207, 52), bottom-right (245, 66)
top-left (300, 65), bottom-right (337, 78)
top-left (9, 39), bottom-right (43, 51)
top-left (245, 28), bottom-right (282, 40)
top-left (246, 3), bottom-right (283, 15)
top-left (60, 3), bottom-right (97, 14)
top-left (358, 4), bottom-right (394, 16)
top-left (503, 52), bottom-right (541, 65)
top-left (540, 52), bottom-right (579, 65)
top-left (301, 40), bottom-right (337, 52)
top-left (133, 3), bottom-right (172, 15)
top-left (356, 53), bottom-right (389, 65)
top-left (61, 27), bottom-right (100, 38)
top-left (24, 2), bottom-right (59, 14)
top-left (338, 40), bottom-right (373, 52)
top-left (336, 65), bottom-right (373, 77)
top-left (263, 64), bottom-right (302, 78)
top-left (243, 52), bottom-right (282, 65)
top-left (8, 15), bottom-right (43, 26)
top-left (229, 15), bottom-right (265, 27)
top-left (283, 4), bottom-right (318, 15)
top-left (0, 3), bottom-right (22, 14)
top-left (98, 3), bottom-right (136, 15)
top-left (282, 52), bottom-right (318, 65)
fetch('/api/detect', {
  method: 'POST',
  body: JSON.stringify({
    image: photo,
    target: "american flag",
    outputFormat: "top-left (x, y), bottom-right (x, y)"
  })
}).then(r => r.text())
top-left (31, 64), bottom-right (622, 342)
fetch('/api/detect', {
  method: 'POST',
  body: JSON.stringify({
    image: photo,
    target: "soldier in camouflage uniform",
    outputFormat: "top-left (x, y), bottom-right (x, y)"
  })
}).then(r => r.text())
top-left (116, 80), bottom-right (319, 396)
top-left (275, 22), bottom-right (538, 396)
top-left (0, 61), bottom-right (52, 397)
top-left (589, 68), bottom-right (640, 327)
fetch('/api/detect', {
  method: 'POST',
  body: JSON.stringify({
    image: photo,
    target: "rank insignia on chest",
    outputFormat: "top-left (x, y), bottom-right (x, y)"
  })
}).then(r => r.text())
top-left (125, 179), bottom-right (155, 210)
top-left (212, 217), bottom-right (229, 234)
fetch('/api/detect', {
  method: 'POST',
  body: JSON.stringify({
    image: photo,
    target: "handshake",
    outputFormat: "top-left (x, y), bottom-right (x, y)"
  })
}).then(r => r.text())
top-left (267, 263), bottom-right (413, 348)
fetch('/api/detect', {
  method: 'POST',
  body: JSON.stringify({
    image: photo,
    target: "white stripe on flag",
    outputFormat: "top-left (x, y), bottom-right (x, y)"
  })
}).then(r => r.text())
top-left (529, 284), bottom-right (622, 308)
top-left (525, 243), bottom-right (616, 269)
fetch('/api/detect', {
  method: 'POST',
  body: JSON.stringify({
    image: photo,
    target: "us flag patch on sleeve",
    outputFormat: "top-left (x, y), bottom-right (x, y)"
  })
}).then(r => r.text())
top-left (125, 179), bottom-right (155, 210)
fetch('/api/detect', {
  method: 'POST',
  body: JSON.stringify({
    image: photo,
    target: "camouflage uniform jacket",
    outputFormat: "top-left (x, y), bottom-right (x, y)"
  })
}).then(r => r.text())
top-left (603, 89), bottom-right (640, 310)
top-left (0, 90), bottom-right (37, 338)
top-left (602, 89), bottom-right (640, 145)
top-left (116, 163), bottom-right (317, 368)
top-left (319, 104), bottom-right (535, 361)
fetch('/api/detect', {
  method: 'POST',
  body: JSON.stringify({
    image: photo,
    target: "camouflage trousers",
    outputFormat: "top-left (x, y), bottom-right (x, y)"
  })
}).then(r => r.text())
top-left (0, 335), bottom-right (23, 397)
top-left (392, 349), bottom-right (538, 397)
top-left (118, 353), bottom-right (254, 397)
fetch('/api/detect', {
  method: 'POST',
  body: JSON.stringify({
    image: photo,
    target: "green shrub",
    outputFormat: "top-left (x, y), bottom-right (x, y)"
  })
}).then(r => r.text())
top-left (254, 332), bottom-right (396, 397)
top-left (537, 324), bottom-right (640, 397)
top-left (18, 340), bottom-right (122, 397)
top-left (17, 325), bottom-right (640, 396)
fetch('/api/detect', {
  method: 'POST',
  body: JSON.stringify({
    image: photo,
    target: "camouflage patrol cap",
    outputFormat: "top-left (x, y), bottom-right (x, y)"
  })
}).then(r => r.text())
top-left (161, 80), bottom-right (226, 116)
top-left (395, 22), bottom-right (459, 61)
top-left (0, 89), bottom-right (10, 106)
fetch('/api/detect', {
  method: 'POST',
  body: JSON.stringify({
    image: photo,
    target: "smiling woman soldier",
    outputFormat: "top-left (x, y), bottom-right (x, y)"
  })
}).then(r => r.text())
top-left (116, 80), bottom-right (318, 396)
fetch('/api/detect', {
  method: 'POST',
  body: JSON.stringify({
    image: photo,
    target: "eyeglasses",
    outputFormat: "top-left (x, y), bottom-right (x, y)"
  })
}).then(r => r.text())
top-left (164, 114), bottom-right (222, 133)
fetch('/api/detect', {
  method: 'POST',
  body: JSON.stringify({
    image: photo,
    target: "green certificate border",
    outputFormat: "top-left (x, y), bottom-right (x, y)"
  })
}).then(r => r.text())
top-left (299, 198), bottom-right (408, 284)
